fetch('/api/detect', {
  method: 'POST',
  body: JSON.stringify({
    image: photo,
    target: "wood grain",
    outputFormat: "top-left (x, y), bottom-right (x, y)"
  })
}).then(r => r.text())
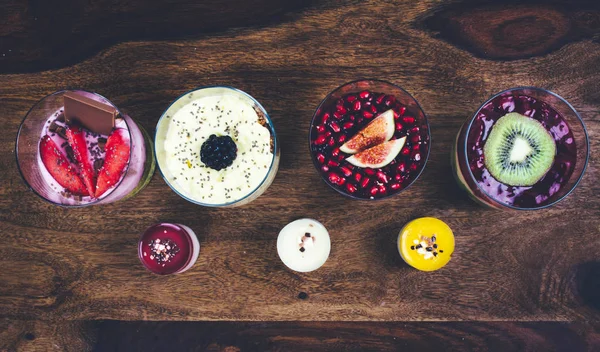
top-left (2, 320), bottom-right (599, 351)
top-left (0, 0), bottom-right (599, 324)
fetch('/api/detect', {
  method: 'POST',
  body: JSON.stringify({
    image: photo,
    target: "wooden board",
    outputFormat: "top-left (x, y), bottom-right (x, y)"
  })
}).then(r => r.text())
top-left (0, 0), bottom-right (599, 324)
top-left (2, 320), bottom-right (599, 351)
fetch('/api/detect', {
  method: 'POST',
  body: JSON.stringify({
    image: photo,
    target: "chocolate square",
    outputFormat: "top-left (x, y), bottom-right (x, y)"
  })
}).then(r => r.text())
top-left (64, 91), bottom-right (117, 135)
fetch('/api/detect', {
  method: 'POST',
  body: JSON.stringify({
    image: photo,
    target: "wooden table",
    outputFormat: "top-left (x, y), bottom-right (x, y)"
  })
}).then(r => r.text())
top-left (1, 0), bottom-right (599, 350)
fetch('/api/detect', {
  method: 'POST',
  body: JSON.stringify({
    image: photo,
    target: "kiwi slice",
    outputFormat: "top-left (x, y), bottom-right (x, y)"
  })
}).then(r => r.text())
top-left (483, 112), bottom-right (556, 186)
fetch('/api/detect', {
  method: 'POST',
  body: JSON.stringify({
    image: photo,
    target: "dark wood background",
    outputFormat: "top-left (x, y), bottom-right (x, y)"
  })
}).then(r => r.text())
top-left (1, 0), bottom-right (599, 350)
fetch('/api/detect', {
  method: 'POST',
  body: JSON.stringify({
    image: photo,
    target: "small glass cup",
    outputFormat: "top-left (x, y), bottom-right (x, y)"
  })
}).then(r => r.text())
top-left (15, 90), bottom-right (155, 207)
top-left (155, 86), bottom-right (280, 207)
top-left (452, 87), bottom-right (589, 210)
top-left (309, 79), bottom-right (430, 200)
top-left (138, 223), bottom-right (200, 275)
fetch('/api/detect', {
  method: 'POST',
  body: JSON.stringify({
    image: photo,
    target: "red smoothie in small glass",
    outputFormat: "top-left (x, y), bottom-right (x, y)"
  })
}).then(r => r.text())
top-left (138, 223), bottom-right (199, 275)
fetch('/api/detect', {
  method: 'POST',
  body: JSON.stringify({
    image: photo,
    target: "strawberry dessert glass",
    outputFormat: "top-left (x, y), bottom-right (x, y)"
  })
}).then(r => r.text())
top-left (452, 87), bottom-right (589, 210)
top-left (309, 79), bottom-right (430, 200)
top-left (16, 90), bottom-right (155, 206)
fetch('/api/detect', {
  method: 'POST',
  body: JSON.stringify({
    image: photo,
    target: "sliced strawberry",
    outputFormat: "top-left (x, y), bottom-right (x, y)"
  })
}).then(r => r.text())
top-left (39, 135), bottom-right (89, 196)
top-left (66, 125), bottom-right (96, 197)
top-left (96, 128), bottom-right (130, 198)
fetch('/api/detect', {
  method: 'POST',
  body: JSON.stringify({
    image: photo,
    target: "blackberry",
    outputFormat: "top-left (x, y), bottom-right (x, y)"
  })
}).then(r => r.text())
top-left (200, 134), bottom-right (237, 170)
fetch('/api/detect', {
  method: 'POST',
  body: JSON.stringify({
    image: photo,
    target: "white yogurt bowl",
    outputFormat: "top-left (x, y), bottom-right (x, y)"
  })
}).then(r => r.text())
top-left (155, 86), bottom-right (280, 207)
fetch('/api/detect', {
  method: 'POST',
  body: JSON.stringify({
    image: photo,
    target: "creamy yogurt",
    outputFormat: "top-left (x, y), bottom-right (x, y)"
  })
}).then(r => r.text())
top-left (158, 89), bottom-right (274, 205)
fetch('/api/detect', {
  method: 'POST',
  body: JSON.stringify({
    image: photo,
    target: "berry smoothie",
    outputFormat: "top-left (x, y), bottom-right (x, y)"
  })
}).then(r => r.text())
top-left (453, 88), bottom-right (587, 209)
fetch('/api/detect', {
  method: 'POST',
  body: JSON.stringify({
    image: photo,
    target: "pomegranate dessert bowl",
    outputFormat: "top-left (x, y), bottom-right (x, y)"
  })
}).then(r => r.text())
top-left (309, 79), bottom-right (430, 200)
top-left (155, 86), bottom-right (279, 207)
top-left (138, 223), bottom-right (200, 275)
top-left (452, 87), bottom-right (589, 210)
top-left (15, 90), bottom-right (155, 207)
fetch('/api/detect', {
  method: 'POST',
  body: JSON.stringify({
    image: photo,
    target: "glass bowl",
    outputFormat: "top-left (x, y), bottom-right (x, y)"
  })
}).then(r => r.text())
top-left (309, 79), bottom-right (430, 200)
top-left (155, 86), bottom-right (280, 207)
top-left (452, 87), bottom-right (589, 210)
top-left (15, 89), bottom-right (155, 207)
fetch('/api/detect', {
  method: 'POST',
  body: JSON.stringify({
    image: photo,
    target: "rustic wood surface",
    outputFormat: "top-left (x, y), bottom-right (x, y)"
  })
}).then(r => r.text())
top-left (1, 0), bottom-right (599, 347)
top-left (2, 320), bottom-right (599, 351)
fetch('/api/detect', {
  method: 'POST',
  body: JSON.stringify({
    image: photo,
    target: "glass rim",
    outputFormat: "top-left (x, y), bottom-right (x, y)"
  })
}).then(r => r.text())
top-left (154, 85), bottom-right (278, 207)
top-left (462, 86), bottom-right (590, 210)
top-left (308, 78), bottom-right (431, 201)
top-left (15, 89), bottom-right (134, 208)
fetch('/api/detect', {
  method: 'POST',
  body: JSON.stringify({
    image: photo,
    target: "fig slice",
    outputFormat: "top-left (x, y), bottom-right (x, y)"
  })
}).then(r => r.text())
top-left (346, 137), bottom-right (406, 169)
top-left (340, 109), bottom-right (394, 154)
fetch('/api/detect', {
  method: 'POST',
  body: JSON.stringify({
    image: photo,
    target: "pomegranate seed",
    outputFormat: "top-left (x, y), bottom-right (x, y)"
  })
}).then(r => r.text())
top-left (401, 147), bottom-right (410, 156)
top-left (413, 144), bottom-right (420, 151)
top-left (353, 100), bottom-right (361, 111)
top-left (337, 177), bottom-right (346, 186)
top-left (336, 98), bottom-right (345, 106)
top-left (346, 95), bottom-right (357, 103)
top-left (328, 137), bottom-right (335, 146)
top-left (328, 160), bottom-right (340, 167)
top-left (410, 163), bottom-right (418, 171)
top-left (359, 91), bottom-right (370, 99)
top-left (337, 135), bottom-right (346, 144)
top-left (330, 122), bottom-right (341, 133)
top-left (396, 106), bottom-right (406, 116)
top-left (336, 105), bottom-right (348, 115)
top-left (328, 172), bottom-right (341, 184)
top-left (384, 95), bottom-right (396, 107)
top-left (377, 171), bottom-right (389, 184)
top-left (390, 183), bottom-right (401, 190)
top-left (378, 184), bottom-right (387, 193)
top-left (333, 111), bottom-right (343, 119)
top-left (360, 177), bottom-right (370, 188)
top-left (349, 115), bottom-right (355, 121)
top-left (316, 124), bottom-right (326, 133)
top-left (394, 174), bottom-right (402, 181)
top-left (325, 131), bottom-right (332, 137)
top-left (362, 111), bottom-right (374, 119)
top-left (376, 94), bottom-right (385, 104)
top-left (395, 122), bottom-right (403, 131)
top-left (354, 173), bottom-right (362, 182)
top-left (337, 154), bottom-right (345, 161)
top-left (410, 126), bottom-right (420, 134)
top-left (316, 153), bottom-right (325, 164)
top-left (343, 122), bottom-right (354, 130)
top-left (340, 166), bottom-right (352, 177)
top-left (363, 101), bottom-right (372, 108)
top-left (346, 164), bottom-right (354, 169)
top-left (411, 134), bottom-right (421, 144)
top-left (332, 147), bottom-right (340, 157)
top-left (314, 134), bottom-right (327, 145)
top-left (322, 113), bottom-right (330, 124)
top-left (397, 162), bottom-right (406, 173)
top-left (346, 183), bottom-right (357, 193)
top-left (370, 105), bottom-right (378, 114)
top-left (411, 151), bottom-right (421, 162)
top-left (403, 116), bottom-right (415, 125)
top-left (393, 111), bottom-right (400, 119)
top-left (321, 165), bottom-right (329, 172)
top-left (364, 168), bottom-right (375, 175)
top-left (369, 186), bottom-right (379, 196)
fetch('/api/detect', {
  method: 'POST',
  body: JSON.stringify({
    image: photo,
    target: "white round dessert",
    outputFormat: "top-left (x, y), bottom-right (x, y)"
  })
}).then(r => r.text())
top-left (155, 87), bottom-right (278, 206)
top-left (277, 218), bottom-right (331, 273)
